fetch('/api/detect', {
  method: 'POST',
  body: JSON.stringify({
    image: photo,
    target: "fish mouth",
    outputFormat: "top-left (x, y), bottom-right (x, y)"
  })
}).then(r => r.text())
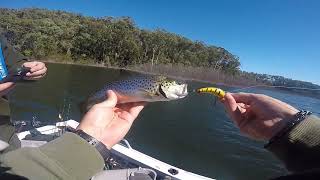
top-left (175, 84), bottom-right (188, 98)
top-left (163, 83), bottom-right (188, 99)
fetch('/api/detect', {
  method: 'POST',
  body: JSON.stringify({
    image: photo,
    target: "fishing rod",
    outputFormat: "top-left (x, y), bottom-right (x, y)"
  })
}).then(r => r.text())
top-left (232, 85), bottom-right (320, 92)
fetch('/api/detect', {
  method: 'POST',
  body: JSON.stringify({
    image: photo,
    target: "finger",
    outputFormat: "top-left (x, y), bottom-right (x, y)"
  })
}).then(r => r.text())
top-left (223, 93), bottom-right (238, 113)
top-left (128, 103), bottom-right (145, 119)
top-left (117, 101), bottom-right (146, 113)
top-left (133, 101), bottom-right (147, 108)
top-left (231, 93), bottom-right (255, 105)
top-left (116, 101), bottom-right (146, 109)
top-left (22, 61), bottom-right (37, 68)
top-left (23, 61), bottom-right (45, 72)
top-left (238, 103), bottom-right (246, 108)
top-left (97, 90), bottom-right (118, 108)
top-left (23, 75), bottom-right (43, 80)
top-left (223, 93), bottom-right (243, 125)
top-left (30, 63), bottom-right (45, 73)
top-left (26, 67), bottom-right (47, 77)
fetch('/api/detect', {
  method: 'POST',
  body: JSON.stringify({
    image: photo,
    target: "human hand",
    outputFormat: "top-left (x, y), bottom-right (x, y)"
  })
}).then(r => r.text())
top-left (0, 82), bottom-right (15, 96)
top-left (22, 61), bottom-right (47, 80)
top-left (77, 90), bottom-right (145, 149)
top-left (221, 93), bottom-right (299, 141)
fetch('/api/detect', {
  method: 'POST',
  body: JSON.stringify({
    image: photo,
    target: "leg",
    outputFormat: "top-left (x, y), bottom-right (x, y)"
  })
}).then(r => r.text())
top-left (0, 115), bottom-right (21, 153)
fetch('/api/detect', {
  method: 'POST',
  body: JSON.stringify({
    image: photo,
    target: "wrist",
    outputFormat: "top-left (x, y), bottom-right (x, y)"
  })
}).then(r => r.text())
top-left (74, 129), bottom-right (111, 161)
top-left (267, 109), bottom-right (300, 139)
top-left (77, 126), bottom-right (113, 150)
top-left (267, 117), bottom-right (293, 140)
top-left (266, 110), bottom-right (312, 146)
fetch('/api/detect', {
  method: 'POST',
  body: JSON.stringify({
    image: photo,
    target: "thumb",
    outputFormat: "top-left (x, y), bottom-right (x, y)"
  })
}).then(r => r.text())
top-left (222, 93), bottom-right (243, 125)
top-left (222, 93), bottom-right (238, 113)
top-left (97, 90), bottom-right (118, 108)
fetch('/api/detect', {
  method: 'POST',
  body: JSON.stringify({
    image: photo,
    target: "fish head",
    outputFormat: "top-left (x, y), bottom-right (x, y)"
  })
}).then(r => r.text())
top-left (157, 77), bottom-right (188, 100)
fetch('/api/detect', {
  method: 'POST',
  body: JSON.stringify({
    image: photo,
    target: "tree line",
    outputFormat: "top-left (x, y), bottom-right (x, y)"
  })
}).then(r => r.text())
top-left (1, 8), bottom-right (319, 90)
top-left (0, 8), bottom-right (240, 74)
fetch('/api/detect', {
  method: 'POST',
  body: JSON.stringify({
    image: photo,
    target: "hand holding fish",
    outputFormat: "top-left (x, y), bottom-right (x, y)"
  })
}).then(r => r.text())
top-left (22, 61), bottom-right (47, 80)
top-left (222, 93), bottom-right (299, 141)
top-left (77, 90), bottom-right (145, 149)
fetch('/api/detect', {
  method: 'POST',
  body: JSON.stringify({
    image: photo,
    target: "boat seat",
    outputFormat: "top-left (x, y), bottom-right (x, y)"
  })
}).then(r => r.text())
top-left (91, 168), bottom-right (156, 180)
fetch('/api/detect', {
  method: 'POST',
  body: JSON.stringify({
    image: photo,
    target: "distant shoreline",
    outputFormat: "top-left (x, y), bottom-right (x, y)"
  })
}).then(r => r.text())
top-left (41, 59), bottom-right (251, 88)
top-left (41, 60), bottom-right (320, 100)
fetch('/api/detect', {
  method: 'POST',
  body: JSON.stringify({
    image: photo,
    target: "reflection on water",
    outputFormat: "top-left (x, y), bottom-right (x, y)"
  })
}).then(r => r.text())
top-left (9, 63), bottom-right (320, 179)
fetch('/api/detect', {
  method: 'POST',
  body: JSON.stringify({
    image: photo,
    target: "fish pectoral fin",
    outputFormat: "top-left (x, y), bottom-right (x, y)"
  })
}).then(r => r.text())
top-left (136, 88), bottom-right (155, 98)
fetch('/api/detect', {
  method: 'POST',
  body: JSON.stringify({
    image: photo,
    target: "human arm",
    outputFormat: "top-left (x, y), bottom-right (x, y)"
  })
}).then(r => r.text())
top-left (0, 82), bottom-right (15, 97)
top-left (0, 90), bottom-right (145, 180)
top-left (0, 35), bottom-right (47, 82)
top-left (222, 93), bottom-right (320, 172)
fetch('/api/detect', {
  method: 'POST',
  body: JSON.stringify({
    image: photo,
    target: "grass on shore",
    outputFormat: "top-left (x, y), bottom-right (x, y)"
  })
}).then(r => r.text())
top-left (41, 58), bottom-right (260, 87)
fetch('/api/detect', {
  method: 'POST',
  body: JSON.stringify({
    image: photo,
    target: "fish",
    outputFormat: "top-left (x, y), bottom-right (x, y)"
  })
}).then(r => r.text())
top-left (83, 75), bottom-right (188, 111)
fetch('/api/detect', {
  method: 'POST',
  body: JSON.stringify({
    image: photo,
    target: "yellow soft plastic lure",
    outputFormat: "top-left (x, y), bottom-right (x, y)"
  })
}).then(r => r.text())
top-left (196, 87), bottom-right (226, 99)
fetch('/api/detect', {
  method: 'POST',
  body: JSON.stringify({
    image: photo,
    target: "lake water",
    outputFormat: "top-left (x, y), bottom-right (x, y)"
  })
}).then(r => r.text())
top-left (9, 63), bottom-right (320, 180)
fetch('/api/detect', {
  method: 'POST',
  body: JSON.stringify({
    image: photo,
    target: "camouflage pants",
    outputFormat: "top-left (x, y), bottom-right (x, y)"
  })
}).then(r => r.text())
top-left (0, 115), bottom-right (21, 153)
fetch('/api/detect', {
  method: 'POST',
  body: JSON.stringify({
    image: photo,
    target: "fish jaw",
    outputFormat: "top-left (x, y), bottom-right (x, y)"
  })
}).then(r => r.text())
top-left (162, 84), bottom-right (188, 100)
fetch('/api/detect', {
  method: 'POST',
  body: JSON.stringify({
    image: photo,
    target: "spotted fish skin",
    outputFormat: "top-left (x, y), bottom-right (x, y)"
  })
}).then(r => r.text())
top-left (84, 75), bottom-right (188, 111)
top-left (90, 76), bottom-right (165, 101)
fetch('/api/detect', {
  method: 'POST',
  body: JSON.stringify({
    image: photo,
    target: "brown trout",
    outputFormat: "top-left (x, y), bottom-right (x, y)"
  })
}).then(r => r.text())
top-left (84, 75), bottom-right (188, 111)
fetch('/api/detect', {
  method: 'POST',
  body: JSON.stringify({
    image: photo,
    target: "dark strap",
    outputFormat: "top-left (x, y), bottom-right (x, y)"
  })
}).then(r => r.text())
top-left (74, 129), bottom-right (111, 161)
top-left (265, 110), bottom-right (312, 147)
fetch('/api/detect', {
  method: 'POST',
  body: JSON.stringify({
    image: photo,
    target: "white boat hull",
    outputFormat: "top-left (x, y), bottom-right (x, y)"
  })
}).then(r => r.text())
top-left (17, 120), bottom-right (215, 180)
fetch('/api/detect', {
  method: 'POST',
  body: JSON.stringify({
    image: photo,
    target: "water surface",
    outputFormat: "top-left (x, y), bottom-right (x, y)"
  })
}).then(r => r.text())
top-left (9, 63), bottom-right (320, 180)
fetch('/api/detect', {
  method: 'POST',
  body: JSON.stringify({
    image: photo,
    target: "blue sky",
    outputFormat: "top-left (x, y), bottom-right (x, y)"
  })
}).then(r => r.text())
top-left (1, 0), bottom-right (320, 84)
